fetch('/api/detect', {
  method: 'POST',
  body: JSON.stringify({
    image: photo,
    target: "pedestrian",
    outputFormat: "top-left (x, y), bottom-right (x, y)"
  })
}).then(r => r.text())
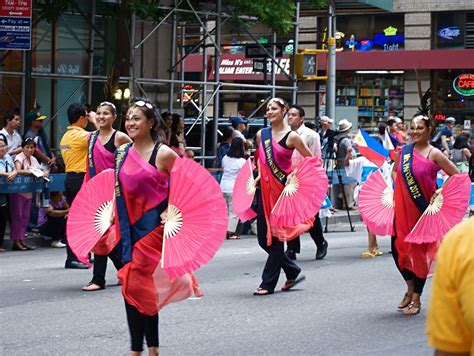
top-left (23, 111), bottom-right (57, 170)
top-left (157, 111), bottom-right (173, 145)
top-left (318, 115), bottom-right (336, 165)
top-left (343, 146), bottom-right (391, 258)
top-left (169, 113), bottom-right (187, 156)
top-left (115, 98), bottom-right (199, 355)
top-left (252, 98), bottom-right (312, 296)
top-left (334, 119), bottom-right (356, 209)
top-left (215, 126), bottom-right (234, 169)
top-left (220, 138), bottom-right (246, 240)
top-left (451, 134), bottom-right (471, 173)
top-left (285, 105), bottom-right (328, 261)
top-left (387, 118), bottom-right (404, 145)
top-left (81, 101), bottom-right (131, 292)
top-left (0, 134), bottom-right (17, 252)
top-left (431, 117), bottom-right (455, 156)
top-left (426, 217), bottom-right (474, 355)
top-left (10, 138), bottom-right (48, 251)
top-left (230, 116), bottom-right (252, 151)
top-left (1, 110), bottom-right (22, 159)
top-left (59, 103), bottom-right (98, 269)
top-left (395, 117), bottom-right (408, 144)
top-left (392, 112), bottom-right (458, 315)
top-left (37, 191), bottom-right (68, 248)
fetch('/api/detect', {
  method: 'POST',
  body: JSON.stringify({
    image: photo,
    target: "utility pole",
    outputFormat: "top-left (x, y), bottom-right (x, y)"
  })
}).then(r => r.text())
top-left (326, 0), bottom-right (336, 122)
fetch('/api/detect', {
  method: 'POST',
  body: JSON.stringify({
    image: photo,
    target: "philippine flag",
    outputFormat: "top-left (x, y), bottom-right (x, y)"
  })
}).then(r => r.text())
top-left (383, 130), bottom-right (398, 161)
top-left (354, 129), bottom-right (389, 167)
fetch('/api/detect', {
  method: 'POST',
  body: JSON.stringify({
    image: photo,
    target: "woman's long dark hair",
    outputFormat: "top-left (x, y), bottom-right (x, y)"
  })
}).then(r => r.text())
top-left (453, 135), bottom-right (470, 150)
top-left (171, 113), bottom-right (182, 134)
top-left (227, 138), bottom-right (245, 159)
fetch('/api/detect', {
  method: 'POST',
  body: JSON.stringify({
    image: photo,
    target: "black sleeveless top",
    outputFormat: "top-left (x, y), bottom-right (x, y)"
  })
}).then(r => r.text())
top-left (103, 131), bottom-right (117, 153)
top-left (278, 131), bottom-right (292, 149)
top-left (148, 142), bottom-right (160, 168)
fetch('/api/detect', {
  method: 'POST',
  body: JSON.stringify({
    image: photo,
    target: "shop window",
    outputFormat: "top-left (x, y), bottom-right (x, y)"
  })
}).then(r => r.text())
top-left (433, 12), bottom-right (465, 49)
top-left (336, 73), bottom-right (404, 130)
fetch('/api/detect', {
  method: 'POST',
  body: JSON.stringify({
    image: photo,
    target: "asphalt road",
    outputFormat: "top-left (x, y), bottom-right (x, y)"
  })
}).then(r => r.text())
top-left (0, 222), bottom-right (433, 356)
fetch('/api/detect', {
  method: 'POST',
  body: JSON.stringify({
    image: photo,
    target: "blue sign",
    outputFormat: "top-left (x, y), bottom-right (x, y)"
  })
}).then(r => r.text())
top-left (0, 16), bottom-right (31, 50)
top-left (0, 173), bottom-right (66, 193)
top-left (438, 26), bottom-right (461, 40)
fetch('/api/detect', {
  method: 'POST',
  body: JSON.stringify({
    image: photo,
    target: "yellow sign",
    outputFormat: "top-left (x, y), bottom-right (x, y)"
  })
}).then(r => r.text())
top-left (384, 26), bottom-right (398, 36)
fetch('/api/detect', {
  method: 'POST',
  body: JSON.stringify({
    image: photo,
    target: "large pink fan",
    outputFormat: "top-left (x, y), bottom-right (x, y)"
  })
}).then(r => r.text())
top-left (405, 173), bottom-right (471, 244)
top-left (67, 169), bottom-right (115, 267)
top-left (232, 158), bottom-right (257, 222)
top-left (271, 157), bottom-right (328, 227)
top-left (358, 170), bottom-right (394, 236)
top-left (161, 157), bottom-right (228, 278)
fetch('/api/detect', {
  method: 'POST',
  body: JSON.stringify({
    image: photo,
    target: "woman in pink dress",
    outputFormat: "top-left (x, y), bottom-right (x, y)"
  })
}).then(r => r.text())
top-left (252, 98), bottom-right (313, 296)
top-left (81, 102), bottom-right (131, 292)
top-left (392, 114), bottom-right (458, 315)
top-left (115, 99), bottom-right (200, 355)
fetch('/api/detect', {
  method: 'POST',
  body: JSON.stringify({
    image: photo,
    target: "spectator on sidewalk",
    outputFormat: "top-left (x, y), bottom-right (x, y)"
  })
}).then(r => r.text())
top-left (431, 117), bottom-right (456, 155)
top-left (231, 115), bottom-right (253, 151)
top-left (220, 138), bottom-right (246, 240)
top-left (37, 191), bottom-right (68, 248)
top-left (10, 138), bottom-right (48, 251)
top-left (319, 115), bottom-right (336, 164)
top-left (335, 119), bottom-right (356, 209)
top-left (59, 103), bottom-right (98, 269)
top-left (24, 111), bottom-right (57, 171)
top-left (1, 110), bottom-right (23, 159)
top-left (0, 134), bottom-right (17, 252)
top-left (451, 134), bottom-right (471, 173)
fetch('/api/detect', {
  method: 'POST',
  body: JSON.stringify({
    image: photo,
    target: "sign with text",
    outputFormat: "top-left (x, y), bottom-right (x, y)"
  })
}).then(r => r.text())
top-left (453, 74), bottom-right (474, 97)
top-left (0, 173), bottom-right (65, 193)
top-left (0, 0), bottom-right (32, 50)
top-left (245, 44), bottom-right (284, 58)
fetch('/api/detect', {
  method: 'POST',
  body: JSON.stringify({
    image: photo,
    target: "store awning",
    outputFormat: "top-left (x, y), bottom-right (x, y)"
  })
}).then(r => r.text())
top-left (356, 0), bottom-right (393, 12)
top-left (180, 49), bottom-right (474, 79)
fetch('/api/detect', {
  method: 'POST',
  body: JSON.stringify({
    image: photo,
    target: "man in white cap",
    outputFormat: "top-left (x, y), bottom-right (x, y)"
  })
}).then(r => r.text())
top-left (334, 119), bottom-right (355, 209)
top-left (318, 115), bottom-right (336, 163)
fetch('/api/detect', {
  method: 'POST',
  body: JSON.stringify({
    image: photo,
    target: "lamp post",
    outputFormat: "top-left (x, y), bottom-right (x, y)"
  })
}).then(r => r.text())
top-left (326, 0), bottom-right (336, 123)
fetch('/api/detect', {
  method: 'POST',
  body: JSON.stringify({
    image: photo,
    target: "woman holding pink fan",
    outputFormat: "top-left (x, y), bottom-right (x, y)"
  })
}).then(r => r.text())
top-left (114, 99), bottom-right (196, 355)
top-left (252, 97), bottom-right (314, 296)
top-left (81, 101), bottom-right (131, 292)
top-left (392, 103), bottom-right (459, 315)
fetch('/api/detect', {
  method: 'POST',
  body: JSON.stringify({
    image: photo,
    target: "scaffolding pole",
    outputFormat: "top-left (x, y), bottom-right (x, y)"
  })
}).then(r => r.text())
top-left (211, 0), bottom-right (221, 157)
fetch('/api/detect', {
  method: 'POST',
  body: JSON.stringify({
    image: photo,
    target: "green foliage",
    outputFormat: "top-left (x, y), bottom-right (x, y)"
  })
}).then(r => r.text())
top-left (33, 0), bottom-right (73, 23)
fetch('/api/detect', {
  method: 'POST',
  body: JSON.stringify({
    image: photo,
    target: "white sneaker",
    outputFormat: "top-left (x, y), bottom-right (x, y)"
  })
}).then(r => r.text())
top-left (51, 241), bottom-right (66, 248)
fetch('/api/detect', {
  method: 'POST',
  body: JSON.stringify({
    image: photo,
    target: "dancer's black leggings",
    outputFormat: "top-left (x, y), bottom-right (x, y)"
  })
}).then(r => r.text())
top-left (125, 301), bottom-right (159, 352)
top-left (391, 236), bottom-right (426, 295)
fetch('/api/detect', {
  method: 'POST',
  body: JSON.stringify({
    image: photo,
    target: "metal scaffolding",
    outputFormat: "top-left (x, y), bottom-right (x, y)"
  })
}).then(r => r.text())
top-left (0, 0), bottom-right (301, 165)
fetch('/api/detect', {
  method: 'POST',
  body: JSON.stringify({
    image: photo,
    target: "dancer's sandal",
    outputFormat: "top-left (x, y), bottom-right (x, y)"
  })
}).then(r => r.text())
top-left (397, 293), bottom-right (413, 310)
top-left (281, 275), bottom-right (306, 291)
top-left (253, 288), bottom-right (274, 296)
top-left (403, 301), bottom-right (421, 315)
top-left (81, 283), bottom-right (105, 292)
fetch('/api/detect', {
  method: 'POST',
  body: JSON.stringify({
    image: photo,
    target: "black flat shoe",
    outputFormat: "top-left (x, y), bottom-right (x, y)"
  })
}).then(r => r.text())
top-left (316, 240), bottom-right (328, 260)
top-left (65, 260), bottom-right (90, 269)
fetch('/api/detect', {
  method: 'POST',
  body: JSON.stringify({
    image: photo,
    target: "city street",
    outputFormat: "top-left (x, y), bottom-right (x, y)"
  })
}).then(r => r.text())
top-left (1, 222), bottom-right (433, 356)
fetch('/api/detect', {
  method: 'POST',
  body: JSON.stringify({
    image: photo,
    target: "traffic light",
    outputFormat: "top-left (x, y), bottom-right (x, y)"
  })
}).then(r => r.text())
top-left (292, 49), bottom-right (328, 80)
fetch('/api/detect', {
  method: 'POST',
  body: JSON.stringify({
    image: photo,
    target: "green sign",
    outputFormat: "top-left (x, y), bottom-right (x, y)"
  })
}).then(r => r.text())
top-left (453, 74), bottom-right (474, 96)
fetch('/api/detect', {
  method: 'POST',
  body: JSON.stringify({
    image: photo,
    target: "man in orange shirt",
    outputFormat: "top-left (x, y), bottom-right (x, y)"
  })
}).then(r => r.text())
top-left (60, 103), bottom-right (98, 269)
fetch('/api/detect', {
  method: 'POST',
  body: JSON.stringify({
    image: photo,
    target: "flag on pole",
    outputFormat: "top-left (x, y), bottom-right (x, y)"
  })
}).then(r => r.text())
top-left (354, 129), bottom-right (389, 167)
top-left (383, 130), bottom-right (398, 161)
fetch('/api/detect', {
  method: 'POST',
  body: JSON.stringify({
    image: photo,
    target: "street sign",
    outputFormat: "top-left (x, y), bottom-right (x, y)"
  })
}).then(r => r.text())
top-left (245, 44), bottom-right (284, 58)
top-left (252, 58), bottom-right (271, 73)
top-left (0, 0), bottom-right (32, 50)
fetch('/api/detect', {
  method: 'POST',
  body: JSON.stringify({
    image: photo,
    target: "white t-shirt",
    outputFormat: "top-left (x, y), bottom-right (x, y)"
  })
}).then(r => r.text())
top-left (220, 155), bottom-right (246, 194)
top-left (232, 130), bottom-right (245, 140)
top-left (1, 128), bottom-right (22, 159)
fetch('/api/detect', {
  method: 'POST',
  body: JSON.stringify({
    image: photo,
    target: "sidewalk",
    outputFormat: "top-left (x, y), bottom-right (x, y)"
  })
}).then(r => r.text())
top-left (1, 209), bottom-right (362, 250)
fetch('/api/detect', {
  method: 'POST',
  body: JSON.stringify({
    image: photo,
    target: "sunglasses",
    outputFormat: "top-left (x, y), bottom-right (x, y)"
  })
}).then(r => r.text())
top-left (134, 100), bottom-right (154, 110)
top-left (99, 101), bottom-right (117, 111)
top-left (413, 115), bottom-right (430, 121)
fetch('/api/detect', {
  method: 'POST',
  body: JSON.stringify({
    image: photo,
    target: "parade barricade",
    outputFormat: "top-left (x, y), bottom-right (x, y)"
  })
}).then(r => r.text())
top-left (0, 173), bottom-right (66, 194)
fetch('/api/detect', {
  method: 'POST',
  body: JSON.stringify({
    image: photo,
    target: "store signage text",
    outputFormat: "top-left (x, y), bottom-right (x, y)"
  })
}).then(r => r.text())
top-left (434, 114), bottom-right (446, 121)
top-left (219, 58), bottom-right (290, 76)
top-left (345, 26), bottom-right (404, 52)
top-left (32, 63), bottom-right (81, 75)
top-left (438, 26), bottom-right (460, 40)
top-left (453, 74), bottom-right (474, 97)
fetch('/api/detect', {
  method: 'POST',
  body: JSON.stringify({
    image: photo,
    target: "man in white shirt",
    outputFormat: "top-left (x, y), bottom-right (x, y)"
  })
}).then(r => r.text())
top-left (230, 116), bottom-right (253, 150)
top-left (1, 111), bottom-right (23, 159)
top-left (286, 105), bottom-right (328, 261)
